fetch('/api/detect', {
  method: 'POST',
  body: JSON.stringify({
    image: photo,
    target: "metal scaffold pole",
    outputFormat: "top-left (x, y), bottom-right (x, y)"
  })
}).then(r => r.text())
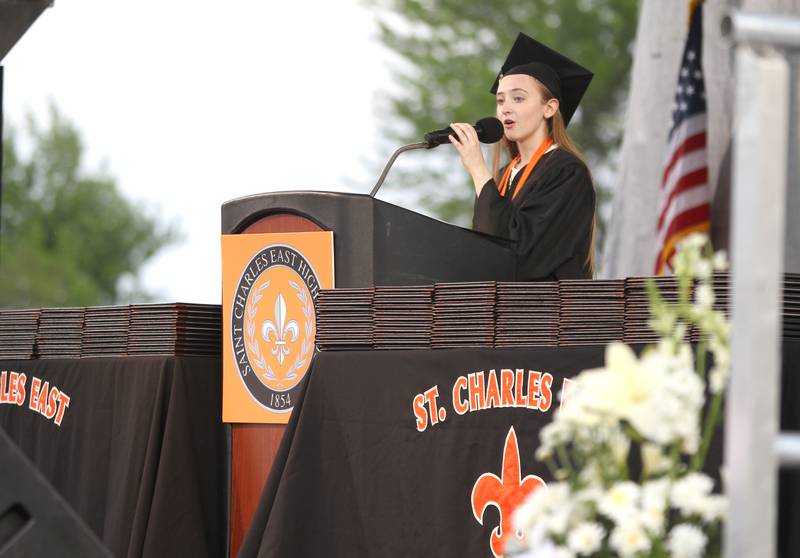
top-left (722, 11), bottom-right (800, 558)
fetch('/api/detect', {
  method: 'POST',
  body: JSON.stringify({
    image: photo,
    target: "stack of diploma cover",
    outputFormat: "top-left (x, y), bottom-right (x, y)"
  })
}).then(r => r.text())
top-left (623, 276), bottom-right (686, 344)
top-left (373, 285), bottom-right (433, 350)
top-left (37, 307), bottom-right (85, 359)
top-left (81, 305), bottom-right (131, 358)
top-left (559, 279), bottom-right (625, 346)
top-left (783, 274), bottom-right (800, 340)
top-left (431, 281), bottom-right (496, 349)
top-left (0, 309), bottom-right (39, 360)
top-left (314, 273), bottom-right (800, 351)
top-left (128, 303), bottom-right (222, 357)
top-left (314, 288), bottom-right (374, 351)
top-left (494, 281), bottom-right (559, 348)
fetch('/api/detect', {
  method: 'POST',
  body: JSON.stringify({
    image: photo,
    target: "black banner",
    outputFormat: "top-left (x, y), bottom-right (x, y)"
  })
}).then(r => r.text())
top-left (0, 357), bottom-right (225, 558)
top-left (241, 342), bottom-right (800, 558)
top-left (241, 347), bottom-right (605, 557)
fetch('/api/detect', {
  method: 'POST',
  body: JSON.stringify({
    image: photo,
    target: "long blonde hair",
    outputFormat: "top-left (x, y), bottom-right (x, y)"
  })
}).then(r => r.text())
top-left (491, 78), bottom-right (596, 275)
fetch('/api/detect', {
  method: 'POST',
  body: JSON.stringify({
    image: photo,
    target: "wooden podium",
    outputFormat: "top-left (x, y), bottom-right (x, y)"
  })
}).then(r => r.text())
top-left (221, 191), bottom-right (516, 556)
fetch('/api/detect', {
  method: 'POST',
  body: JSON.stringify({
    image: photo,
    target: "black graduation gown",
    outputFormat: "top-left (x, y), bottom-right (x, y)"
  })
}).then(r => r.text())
top-left (473, 148), bottom-right (595, 281)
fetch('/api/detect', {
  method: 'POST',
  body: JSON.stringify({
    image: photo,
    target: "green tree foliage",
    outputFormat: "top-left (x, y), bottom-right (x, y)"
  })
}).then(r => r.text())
top-left (0, 106), bottom-right (180, 308)
top-left (368, 0), bottom-right (638, 239)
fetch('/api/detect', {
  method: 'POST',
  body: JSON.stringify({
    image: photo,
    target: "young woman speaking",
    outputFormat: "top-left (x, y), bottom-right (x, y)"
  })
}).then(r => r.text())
top-left (449, 33), bottom-right (596, 281)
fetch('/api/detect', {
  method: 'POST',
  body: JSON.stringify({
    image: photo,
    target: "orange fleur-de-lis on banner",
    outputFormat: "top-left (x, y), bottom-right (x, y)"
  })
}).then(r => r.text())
top-left (471, 426), bottom-right (546, 558)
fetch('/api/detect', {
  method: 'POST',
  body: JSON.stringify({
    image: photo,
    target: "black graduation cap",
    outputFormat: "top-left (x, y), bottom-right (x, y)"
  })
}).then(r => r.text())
top-left (490, 33), bottom-right (593, 127)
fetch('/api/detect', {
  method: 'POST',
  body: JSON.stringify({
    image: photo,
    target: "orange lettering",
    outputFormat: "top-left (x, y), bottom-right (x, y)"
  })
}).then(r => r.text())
top-left (539, 373), bottom-right (553, 411)
top-left (413, 394), bottom-right (428, 432)
top-left (468, 372), bottom-right (486, 411)
top-left (15, 373), bottom-right (26, 406)
top-left (500, 369), bottom-right (514, 407)
top-left (485, 370), bottom-right (500, 409)
top-left (45, 386), bottom-right (59, 419)
top-left (35, 381), bottom-right (49, 415)
top-left (424, 386), bottom-right (441, 425)
top-left (28, 376), bottom-right (41, 411)
top-left (527, 371), bottom-right (541, 409)
top-left (8, 373), bottom-right (19, 404)
top-left (514, 369), bottom-right (527, 407)
top-left (452, 376), bottom-right (469, 415)
top-left (54, 392), bottom-right (70, 427)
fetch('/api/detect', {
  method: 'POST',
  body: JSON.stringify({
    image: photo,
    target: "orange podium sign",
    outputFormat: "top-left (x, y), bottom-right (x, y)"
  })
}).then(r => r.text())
top-left (221, 231), bottom-right (334, 423)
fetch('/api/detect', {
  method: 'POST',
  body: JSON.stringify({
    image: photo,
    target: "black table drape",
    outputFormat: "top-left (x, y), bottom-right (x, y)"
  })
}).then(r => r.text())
top-left (0, 357), bottom-right (226, 558)
top-left (240, 347), bottom-right (604, 557)
top-left (240, 342), bottom-right (800, 558)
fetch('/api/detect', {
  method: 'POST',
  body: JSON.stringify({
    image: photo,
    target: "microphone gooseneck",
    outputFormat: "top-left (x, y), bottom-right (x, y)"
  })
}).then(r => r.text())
top-left (369, 117), bottom-right (504, 198)
top-left (369, 142), bottom-right (430, 198)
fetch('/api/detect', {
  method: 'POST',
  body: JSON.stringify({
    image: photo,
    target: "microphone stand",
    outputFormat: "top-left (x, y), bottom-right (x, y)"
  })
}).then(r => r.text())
top-left (369, 142), bottom-right (430, 198)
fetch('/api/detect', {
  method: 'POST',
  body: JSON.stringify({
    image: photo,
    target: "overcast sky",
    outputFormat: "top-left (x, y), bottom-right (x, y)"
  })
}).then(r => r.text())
top-left (4, 0), bottom-right (412, 303)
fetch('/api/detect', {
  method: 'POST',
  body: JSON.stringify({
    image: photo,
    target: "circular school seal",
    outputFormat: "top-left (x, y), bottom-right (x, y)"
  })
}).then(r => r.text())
top-left (230, 244), bottom-right (320, 412)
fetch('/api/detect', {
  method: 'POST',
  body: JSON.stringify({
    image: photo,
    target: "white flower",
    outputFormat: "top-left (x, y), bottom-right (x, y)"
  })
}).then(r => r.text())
top-left (673, 322), bottom-right (688, 342)
top-left (671, 473), bottom-right (714, 515)
top-left (516, 538), bottom-right (576, 558)
top-left (640, 478), bottom-right (670, 535)
top-left (567, 522), bottom-right (605, 555)
top-left (625, 348), bottom-right (702, 448)
top-left (708, 337), bottom-right (731, 394)
top-left (709, 336), bottom-right (730, 366)
top-left (575, 343), bottom-right (641, 417)
top-left (672, 234), bottom-right (708, 276)
top-left (543, 502), bottom-right (573, 535)
top-left (540, 421), bottom-right (570, 448)
top-left (694, 259), bottom-right (712, 280)
top-left (520, 522), bottom-right (550, 552)
top-left (642, 478), bottom-right (670, 509)
top-left (578, 462), bottom-right (604, 487)
top-left (535, 445), bottom-right (553, 461)
top-left (544, 483), bottom-right (571, 509)
top-left (675, 342), bottom-right (695, 368)
top-left (641, 444), bottom-right (671, 476)
top-left (697, 494), bottom-right (728, 523)
top-left (522, 544), bottom-right (576, 558)
top-left (608, 430), bottom-right (631, 466)
top-left (640, 501), bottom-right (666, 536)
top-left (513, 498), bottom-right (540, 535)
top-left (695, 284), bottom-right (714, 309)
top-left (514, 483), bottom-right (575, 538)
top-left (667, 523), bottom-right (708, 558)
top-left (513, 486), bottom-right (550, 533)
top-left (713, 250), bottom-right (729, 271)
top-left (609, 519), bottom-right (651, 557)
top-left (556, 395), bottom-right (610, 431)
top-left (599, 481), bottom-right (640, 522)
top-left (575, 486), bottom-right (604, 506)
top-left (564, 341), bottom-right (704, 451)
top-left (709, 365), bottom-right (729, 394)
top-left (680, 232), bottom-right (708, 251)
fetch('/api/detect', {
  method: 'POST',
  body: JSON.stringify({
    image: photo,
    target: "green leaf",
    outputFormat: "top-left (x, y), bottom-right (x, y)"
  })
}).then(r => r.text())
top-left (1, 105), bottom-right (180, 307)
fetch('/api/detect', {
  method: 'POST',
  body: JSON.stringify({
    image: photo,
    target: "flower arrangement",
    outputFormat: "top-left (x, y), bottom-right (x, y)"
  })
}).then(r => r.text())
top-left (512, 234), bottom-right (730, 558)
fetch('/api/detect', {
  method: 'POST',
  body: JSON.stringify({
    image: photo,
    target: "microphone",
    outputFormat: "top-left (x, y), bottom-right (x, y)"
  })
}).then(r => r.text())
top-left (369, 117), bottom-right (504, 198)
top-left (423, 117), bottom-right (504, 148)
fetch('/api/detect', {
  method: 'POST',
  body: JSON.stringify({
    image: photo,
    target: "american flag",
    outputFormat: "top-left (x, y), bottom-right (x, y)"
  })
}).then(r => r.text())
top-left (654, 1), bottom-right (711, 275)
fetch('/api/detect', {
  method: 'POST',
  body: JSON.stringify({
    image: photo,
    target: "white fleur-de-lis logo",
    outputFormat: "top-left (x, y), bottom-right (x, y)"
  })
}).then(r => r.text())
top-left (261, 293), bottom-right (299, 365)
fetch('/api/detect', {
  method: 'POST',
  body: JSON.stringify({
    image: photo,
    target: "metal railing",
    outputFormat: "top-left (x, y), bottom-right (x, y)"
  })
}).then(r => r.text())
top-left (722, 11), bottom-right (800, 558)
